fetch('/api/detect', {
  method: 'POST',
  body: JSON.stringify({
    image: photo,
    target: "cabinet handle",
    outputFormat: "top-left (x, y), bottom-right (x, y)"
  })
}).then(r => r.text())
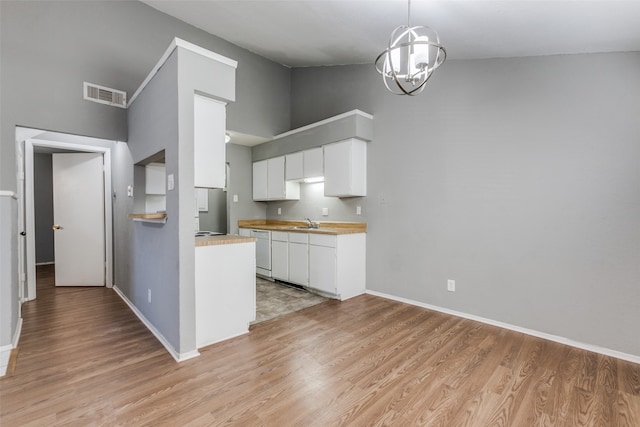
top-left (52, 224), bottom-right (63, 230)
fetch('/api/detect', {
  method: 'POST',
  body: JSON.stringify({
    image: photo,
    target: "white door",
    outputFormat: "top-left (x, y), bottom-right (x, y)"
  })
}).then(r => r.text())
top-left (52, 153), bottom-right (105, 286)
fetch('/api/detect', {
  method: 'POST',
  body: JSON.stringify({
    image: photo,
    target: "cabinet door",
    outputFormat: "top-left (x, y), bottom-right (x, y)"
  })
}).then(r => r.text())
top-left (271, 240), bottom-right (288, 281)
top-left (285, 152), bottom-right (303, 181)
top-left (145, 163), bottom-right (166, 195)
top-left (288, 234), bottom-right (308, 286)
top-left (309, 245), bottom-right (337, 294)
top-left (303, 147), bottom-right (324, 179)
top-left (267, 156), bottom-right (286, 199)
top-left (324, 139), bottom-right (367, 197)
top-left (194, 94), bottom-right (226, 188)
top-left (252, 160), bottom-right (268, 201)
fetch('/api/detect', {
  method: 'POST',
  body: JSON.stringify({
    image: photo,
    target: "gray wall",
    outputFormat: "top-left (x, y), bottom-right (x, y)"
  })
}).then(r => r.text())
top-left (288, 53), bottom-right (640, 357)
top-left (125, 50), bottom-right (181, 351)
top-left (0, 195), bottom-right (18, 347)
top-left (0, 0), bottom-right (290, 351)
top-left (1, 0), bottom-right (290, 192)
top-left (34, 153), bottom-right (54, 264)
top-left (265, 182), bottom-right (365, 223)
top-left (198, 189), bottom-right (227, 234)
top-left (226, 143), bottom-right (267, 235)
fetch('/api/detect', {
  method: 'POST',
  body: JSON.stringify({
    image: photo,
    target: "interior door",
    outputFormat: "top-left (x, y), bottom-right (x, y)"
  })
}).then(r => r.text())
top-left (52, 152), bottom-right (105, 286)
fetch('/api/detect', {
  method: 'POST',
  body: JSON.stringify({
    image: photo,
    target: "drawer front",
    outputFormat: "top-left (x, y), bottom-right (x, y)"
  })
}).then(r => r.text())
top-left (309, 234), bottom-right (337, 248)
top-left (250, 229), bottom-right (270, 239)
top-left (288, 232), bottom-right (309, 244)
top-left (272, 231), bottom-right (289, 242)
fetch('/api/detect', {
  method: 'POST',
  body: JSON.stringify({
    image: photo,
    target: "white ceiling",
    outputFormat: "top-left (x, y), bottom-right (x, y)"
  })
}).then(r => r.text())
top-left (142, 0), bottom-right (640, 67)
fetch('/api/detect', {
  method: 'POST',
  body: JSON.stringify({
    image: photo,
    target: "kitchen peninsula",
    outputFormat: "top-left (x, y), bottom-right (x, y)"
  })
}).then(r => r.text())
top-left (195, 234), bottom-right (256, 349)
top-left (239, 220), bottom-right (366, 300)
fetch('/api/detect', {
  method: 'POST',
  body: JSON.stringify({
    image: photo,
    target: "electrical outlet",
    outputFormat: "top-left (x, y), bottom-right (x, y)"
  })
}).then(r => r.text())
top-left (447, 280), bottom-right (455, 292)
top-left (277, 207), bottom-right (282, 215)
top-left (356, 206), bottom-right (362, 215)
top-left (233, 194), bottom-right (238, 203)
top-left (322, 207), bottom-right (329, 216)
top-left (148, 289), bottom-right (152, 303)
top-left (127, 185), bottom-right (133, 197)
top-left (167, 174), bottom-right (175, 191)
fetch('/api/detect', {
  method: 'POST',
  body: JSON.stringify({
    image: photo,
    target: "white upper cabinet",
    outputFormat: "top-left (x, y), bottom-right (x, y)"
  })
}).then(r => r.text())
top-left (267, 156), bottom-right (286, 199)
top-left (285, 152), bottom-right (304, 181)
top-left (252, 160), bottom-right (268, 201)
top-left (285, 147), bottom-right (323, 181)
top-left (194, 94), bottom-right (226, 188)
top-left (253, 156), bottom-right (300, 201)
top-left (303, 147), bottom-right (324, 179)
top-left (145, 163), bottom-right (166, 195)
top-left (323, 138), bottom-right (367, 197)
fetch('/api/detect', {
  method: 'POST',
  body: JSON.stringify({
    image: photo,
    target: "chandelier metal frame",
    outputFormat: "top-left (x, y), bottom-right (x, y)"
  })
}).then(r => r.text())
top-left (375, 0), bottom-right (446, 96)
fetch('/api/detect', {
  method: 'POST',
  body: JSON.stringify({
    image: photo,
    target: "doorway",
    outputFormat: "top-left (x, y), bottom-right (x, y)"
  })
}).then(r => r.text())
top-left (18, 131), bottom-right (114, 301)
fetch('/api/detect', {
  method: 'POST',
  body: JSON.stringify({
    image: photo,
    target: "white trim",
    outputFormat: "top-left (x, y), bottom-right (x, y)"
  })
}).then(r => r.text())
top-left (0, 318), bottom-right (23, 377)
top-left (366, 290), bottom-right (640, 365)
top-left (35, 262), bottom-right (55, 266)
top-left (23, 139), bottom-right (114, 301)
top-left (175, 38), bottom-right (237, 68)
top-left (128, 37), bottom-right (238, 107)
top-left (0, 191), bottom-right (18, 199)
top-left (12, 317), bottom-right (22, 349)
top-left (113, 286), bottom-right (200, 363)
top-left (273, 109), bottom-right (374, 140)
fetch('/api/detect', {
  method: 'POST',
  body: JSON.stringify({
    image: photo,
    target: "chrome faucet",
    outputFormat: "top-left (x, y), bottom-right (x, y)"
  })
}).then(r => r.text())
top-left (305, 217), bottom-right (319, 229)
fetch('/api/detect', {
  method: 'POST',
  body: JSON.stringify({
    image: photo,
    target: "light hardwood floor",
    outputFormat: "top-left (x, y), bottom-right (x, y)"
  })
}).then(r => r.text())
top-left (1, 265), bottom-right (639, 426)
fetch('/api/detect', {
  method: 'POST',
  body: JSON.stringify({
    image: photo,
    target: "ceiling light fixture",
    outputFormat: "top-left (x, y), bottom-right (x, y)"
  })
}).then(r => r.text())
top-left (375, 0), bottom-right (446, 96)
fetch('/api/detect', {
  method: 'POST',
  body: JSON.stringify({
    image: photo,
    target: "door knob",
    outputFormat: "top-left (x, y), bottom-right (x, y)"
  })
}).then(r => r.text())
top-left (52, 224), bottom-right (62, 230)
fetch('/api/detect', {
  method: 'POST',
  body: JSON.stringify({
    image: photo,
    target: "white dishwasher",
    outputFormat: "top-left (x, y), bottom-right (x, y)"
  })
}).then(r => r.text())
top-left (250, 229), bottom-right (272, 278)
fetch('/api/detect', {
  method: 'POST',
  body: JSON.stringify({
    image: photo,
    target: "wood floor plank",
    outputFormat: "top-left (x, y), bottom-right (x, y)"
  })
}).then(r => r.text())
top-left (1, 265), bottom-right (639, 426)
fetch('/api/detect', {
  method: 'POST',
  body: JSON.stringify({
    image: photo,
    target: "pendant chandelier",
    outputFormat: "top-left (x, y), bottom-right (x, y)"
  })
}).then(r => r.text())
top-left (375, 0), bottom-right (446, 96)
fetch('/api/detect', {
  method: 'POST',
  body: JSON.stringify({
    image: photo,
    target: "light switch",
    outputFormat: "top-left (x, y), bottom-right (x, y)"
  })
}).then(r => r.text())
top-left (167, 174), bottom-right (175, 191)
top-left (233, 194), bottom-right (238, 203)
top-left (127, 185), bottom-right (133, 197)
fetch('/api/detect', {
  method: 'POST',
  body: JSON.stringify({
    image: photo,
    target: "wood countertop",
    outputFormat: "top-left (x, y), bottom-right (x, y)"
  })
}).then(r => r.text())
top-left (196, 234), bottom-right (256, 247)
top-left (238, 219), bottom-right (366, 235)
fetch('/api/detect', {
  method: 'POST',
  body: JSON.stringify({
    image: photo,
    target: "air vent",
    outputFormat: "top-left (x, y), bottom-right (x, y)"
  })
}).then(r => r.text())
top-left (83, 82), bottom-right (127, 108)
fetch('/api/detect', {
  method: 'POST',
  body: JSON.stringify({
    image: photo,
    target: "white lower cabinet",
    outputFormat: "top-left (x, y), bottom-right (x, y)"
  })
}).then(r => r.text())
top-left (271, 231), bottom-right (289, 281)
top-left (195, 241), bottom-right (256, 349)
top-left (269, 230), bottom-right (366, 300)
top-left (288, 233), bottom-right (309, 286)
top-left (271, 231), bottom-right (309, 286)
top-left (309, 243), bottom-right (337, 294)
top-left (309, 233), bottom-right (366, 300)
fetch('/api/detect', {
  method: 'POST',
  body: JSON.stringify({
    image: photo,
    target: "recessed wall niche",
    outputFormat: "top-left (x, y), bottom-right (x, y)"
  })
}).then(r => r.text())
top-left (133, 150), bottom-right (166, 215)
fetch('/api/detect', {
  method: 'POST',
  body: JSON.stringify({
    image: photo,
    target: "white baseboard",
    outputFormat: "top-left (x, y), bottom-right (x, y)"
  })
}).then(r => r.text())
top-left (35, 262), bottom-right (55, 266)
top-left (0, 318), bottom-right (23, 378)
top-left (12, 317), bottom-right (22, 348)
top-left (113, 286), bottom-right (200, 363)
top-left (366, 290), bottom-right (640, 365)
top-left (0, 317), bottom-right (23, 354)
